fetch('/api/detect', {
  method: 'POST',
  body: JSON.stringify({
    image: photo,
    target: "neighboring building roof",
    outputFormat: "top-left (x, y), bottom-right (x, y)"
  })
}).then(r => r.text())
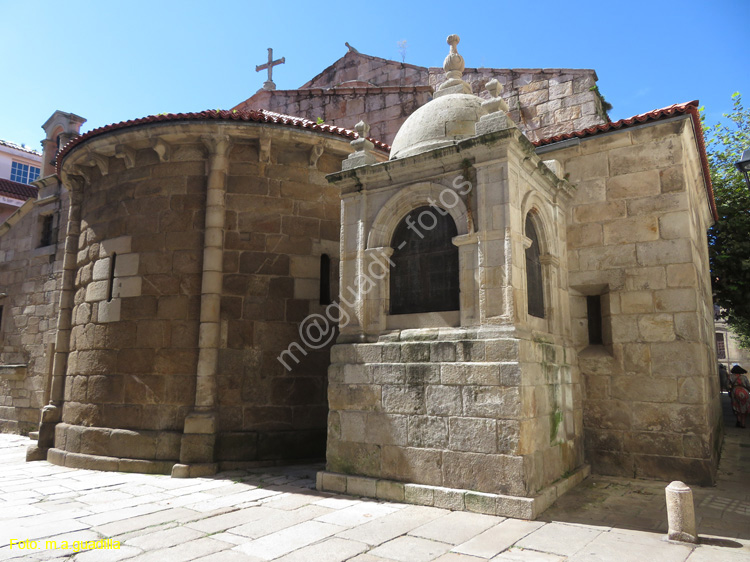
top-left (0, 139), bottom-right (42, 157)
top-left (56, 108), bottom-right (391, 174)
top-left (535, 100), bottom-right (716, 221)
top-left (0, 178), bottom-right (39, 201)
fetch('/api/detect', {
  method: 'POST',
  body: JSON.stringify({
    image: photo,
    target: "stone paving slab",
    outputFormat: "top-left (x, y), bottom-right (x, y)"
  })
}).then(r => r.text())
top-left (409, 511), bottom-right (500, 544)
top-left (452, 519), bottom-right (545, 558)
top-left (0, 426), bottom-right (749, 562)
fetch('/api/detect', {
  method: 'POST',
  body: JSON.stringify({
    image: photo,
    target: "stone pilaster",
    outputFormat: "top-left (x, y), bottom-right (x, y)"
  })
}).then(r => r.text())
top-left (362, 247), bottom-right (393, 335)
top-left (27, 175), bottom-right (83, 462)
top-left (174, 135), bottom-right (232, 477)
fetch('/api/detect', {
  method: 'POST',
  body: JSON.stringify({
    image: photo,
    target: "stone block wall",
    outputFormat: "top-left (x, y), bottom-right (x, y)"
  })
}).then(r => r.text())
top-left (44, 120), bottom-right (358, 472)
top-left (517, 335), bottom-right (583, 495)
top-left (545, 117), bottom-right (721, 484)
top-left (326, 335), bottom-right (529, 496)
top-left (234, 86), bottom-right (433, 147)
top-left (431, 68), bottom-right (607, 143)
top-left (58, 146), bottom-right (205, 461)
top-left (215, 141), bottom-right (343, 464)
top-left (324, 330), bottom-right (583, 508)
top-left (0, 189), bottom-right (67, 434)
top-left (236, 52), bottom-right (607, 147)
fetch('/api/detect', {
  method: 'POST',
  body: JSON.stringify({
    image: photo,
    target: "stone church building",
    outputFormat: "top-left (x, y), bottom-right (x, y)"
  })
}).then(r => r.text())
top-left (0, 36), bottom-right (721, 517)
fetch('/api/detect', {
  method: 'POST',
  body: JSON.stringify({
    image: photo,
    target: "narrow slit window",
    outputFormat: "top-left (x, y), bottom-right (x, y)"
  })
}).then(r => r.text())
top-left (39, 215), bottom-right (55, 247)
top-left (107, 253), bottom-right (117, 302)
top-left (319, 254), bottom-right (331, 305)
top-left (587, 295), bottom-right (603, 345)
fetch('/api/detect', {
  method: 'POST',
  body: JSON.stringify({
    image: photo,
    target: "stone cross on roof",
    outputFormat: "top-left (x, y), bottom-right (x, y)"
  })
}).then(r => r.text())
top-left (256, 48), bottom-right (286, 91)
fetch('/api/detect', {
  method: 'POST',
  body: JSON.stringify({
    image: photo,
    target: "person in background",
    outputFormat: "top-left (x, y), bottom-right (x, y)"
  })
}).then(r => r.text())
top-left (729, 364), bottom-right (750, 428)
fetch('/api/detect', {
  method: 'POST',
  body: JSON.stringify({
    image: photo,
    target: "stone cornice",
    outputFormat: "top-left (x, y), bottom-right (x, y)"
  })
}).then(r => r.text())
top-left (329, 126), bottom-right (573, 199)
top-left (59, 121), bottom-right (358, 180)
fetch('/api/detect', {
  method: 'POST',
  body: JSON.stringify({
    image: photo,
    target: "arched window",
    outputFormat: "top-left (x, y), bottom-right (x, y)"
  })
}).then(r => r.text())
top-left (525, 215), bottom-right (545, 318)
top-left (390, 206), bottom-right (459, 315)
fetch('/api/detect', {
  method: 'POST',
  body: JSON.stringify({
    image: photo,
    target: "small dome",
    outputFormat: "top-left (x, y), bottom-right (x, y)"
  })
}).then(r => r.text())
top-left (390, 93), bottom-right (487, 160)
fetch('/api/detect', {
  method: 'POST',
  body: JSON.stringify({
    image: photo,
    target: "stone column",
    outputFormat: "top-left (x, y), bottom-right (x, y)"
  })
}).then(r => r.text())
top-left (27, 176), bottom-right (84, 461)
top-left (174, 135), bottom-right (232, 478)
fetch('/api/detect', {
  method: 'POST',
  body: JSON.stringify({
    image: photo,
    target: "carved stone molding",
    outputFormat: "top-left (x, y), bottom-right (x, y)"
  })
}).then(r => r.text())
top-left (258, 135), bottom-right (271, 163)
top-left (114, 144), bottom-right (136, 169)
top-left (85, 152), bottom-right (109, 176)
top-left (201, 134), bottom-right (233, 157)
top-left (66, 166), bottom-right (91, 186)
top-left (309, 144), bottom-right (324, 168)
top-left (151, 138), bottom-right (171, 162)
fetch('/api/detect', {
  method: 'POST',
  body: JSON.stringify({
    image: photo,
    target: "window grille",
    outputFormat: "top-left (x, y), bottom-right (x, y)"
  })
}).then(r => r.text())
top-left (716, 332), bottom-right (726, 359)
top-left (390, 206), bottom-right (459, 315)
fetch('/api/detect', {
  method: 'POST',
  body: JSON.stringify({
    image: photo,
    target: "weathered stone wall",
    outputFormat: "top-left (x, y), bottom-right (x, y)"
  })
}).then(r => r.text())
top-left (431, 67), bottom-right (606, 143)
top-left (215, 140), bottom-right (344, 465)
top-left (545, 117), bottom-right (721, 484)
top-left (43, 121), bottom-right (358, 472)
top-left (517, 336), bottom-right (582, 494)
top-left (234, 87), bottom-right (433, 148)
top-left (237, 52), bottom-right (606, 146)
top-left (326, 331), bottom-right (581, 501)
top-left (327, 336), bottom-right (528, 495)
top-left (0, 188), bottom-right (67, 434)
top-left (55, 146), bottom-right (205, 465)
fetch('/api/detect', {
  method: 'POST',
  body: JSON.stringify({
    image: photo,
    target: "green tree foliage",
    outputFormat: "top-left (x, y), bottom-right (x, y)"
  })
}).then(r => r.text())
top-left (705, 93), bottom-right (750, 348)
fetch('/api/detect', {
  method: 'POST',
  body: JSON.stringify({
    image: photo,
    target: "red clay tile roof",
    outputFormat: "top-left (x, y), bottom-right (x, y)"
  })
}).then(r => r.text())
top-left (0, 178), bottom-right (38, 201)
top-left (56, 108), bottom-right (391, 174)
top-left (535, 100), bottom-right (717, 221)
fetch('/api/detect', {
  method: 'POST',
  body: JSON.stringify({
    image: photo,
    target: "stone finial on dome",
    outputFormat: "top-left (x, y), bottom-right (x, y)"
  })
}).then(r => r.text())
top-left (354, 120), bottom-right (370, 139)
top-left (342, 120), bottom-right (377, 170)
top-left (485, 78), bottom-right (502, 99)
top-left (482, 79), bottom-right (509, 114)
top-left (435, 34), bottom-right (473, 98)
top-left (476, 78), bottom-right (515, 135)
top-left (443, 35), bottom-right (464, 79)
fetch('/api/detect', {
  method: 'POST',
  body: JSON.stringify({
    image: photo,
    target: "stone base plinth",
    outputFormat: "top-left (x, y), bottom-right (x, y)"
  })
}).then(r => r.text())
top-left (171, 462), bottom-right (218, 478)
top-left (47, 448), bottom-right (174, 474)
top-left (317, 463), bottom-right (590, 519)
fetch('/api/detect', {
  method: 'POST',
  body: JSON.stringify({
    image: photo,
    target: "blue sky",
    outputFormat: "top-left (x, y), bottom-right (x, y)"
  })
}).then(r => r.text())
top-left (1, 0), bottom-right (748, 150)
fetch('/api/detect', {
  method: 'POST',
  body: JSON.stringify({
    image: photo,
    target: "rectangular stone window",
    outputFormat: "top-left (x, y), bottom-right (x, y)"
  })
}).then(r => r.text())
top-left (587, 295), bottom-right (603, 345)
top-left (716, 332), bottom-right (726, 359)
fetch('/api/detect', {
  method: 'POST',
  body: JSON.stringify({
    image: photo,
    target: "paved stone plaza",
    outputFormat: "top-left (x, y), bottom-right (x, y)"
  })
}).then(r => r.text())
top-left (0, 395), bottom-right (747, 562)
